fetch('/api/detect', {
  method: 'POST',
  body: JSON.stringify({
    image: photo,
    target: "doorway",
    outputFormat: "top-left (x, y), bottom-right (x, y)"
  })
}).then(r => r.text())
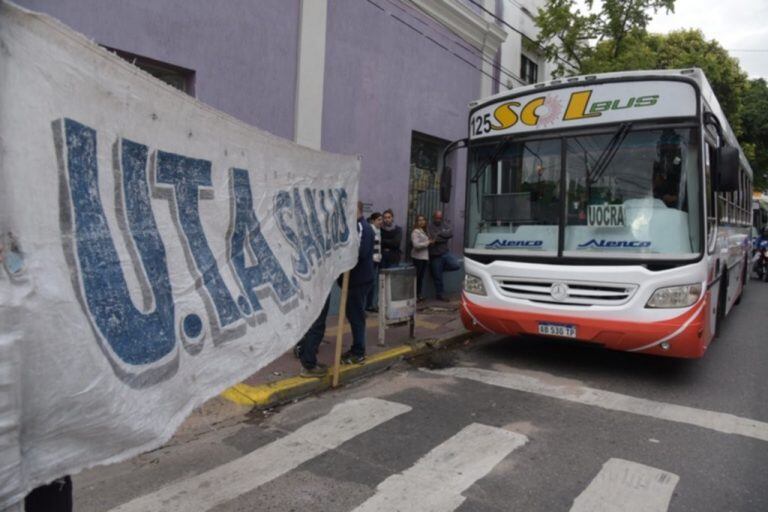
top-left (407, 131), bottom-right (449, 258)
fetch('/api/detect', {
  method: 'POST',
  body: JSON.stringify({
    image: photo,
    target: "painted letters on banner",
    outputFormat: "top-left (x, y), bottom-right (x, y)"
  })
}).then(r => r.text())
top-left (0, 2), bottom-right (359, 507)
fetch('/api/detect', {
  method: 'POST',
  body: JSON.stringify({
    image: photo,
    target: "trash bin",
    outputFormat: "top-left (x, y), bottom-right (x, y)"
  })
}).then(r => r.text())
top-left (378, 265), bottom-right (416, 345)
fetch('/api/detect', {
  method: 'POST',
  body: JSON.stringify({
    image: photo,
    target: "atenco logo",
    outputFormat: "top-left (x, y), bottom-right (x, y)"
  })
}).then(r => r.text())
top-left (485, 239), bottom-right (544, 249)
top-left (578, 239), bottom-right (652, 248)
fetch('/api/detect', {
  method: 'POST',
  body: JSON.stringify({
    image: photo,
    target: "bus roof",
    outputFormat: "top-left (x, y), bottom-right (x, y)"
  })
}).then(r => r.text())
top-left (471, 69), bottom-right (752, 179)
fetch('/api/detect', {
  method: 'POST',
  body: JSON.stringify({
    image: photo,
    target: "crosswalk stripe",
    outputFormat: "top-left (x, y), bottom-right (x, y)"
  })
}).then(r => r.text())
top-left (109, 398), bottom-right (411, 512)
top-left (352, 423), bottom-right (528, 512)
top-left (570, 458), bottom-right (679, 512)
top-left (425, 366), bottom-right (768, 442)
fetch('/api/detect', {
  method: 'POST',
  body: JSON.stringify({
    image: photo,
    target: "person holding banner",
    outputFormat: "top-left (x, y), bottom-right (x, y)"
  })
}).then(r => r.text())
top-left (23, 477), bottom-right (73, 512)
top-left (340, 201), bottom-right (375, 364)
top-left (296, 293), bottom-right (332, 378)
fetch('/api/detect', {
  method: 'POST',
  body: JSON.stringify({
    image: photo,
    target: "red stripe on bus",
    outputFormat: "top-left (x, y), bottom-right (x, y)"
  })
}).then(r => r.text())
top-left (461, 292), bottom-right (711, 359)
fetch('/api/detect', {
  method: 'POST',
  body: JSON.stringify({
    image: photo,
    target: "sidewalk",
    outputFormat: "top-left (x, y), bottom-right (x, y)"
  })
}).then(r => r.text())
top-left (222, 295), bottom-right (473, 408)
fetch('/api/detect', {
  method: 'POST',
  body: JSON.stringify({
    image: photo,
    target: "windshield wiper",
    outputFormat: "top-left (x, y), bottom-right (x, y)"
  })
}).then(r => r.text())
top-left (470, 134), bottom-right (516, 183)
top-left (470, 135), bottom-right (547, 185)
top-left (588, 122), bottom-right (632, 184)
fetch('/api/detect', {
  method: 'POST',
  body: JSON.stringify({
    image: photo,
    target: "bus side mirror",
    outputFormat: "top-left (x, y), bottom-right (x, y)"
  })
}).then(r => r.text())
top-left (716, 145), bottom-right (740, 192)
top-left (440, 165), bottom-right (452, 204)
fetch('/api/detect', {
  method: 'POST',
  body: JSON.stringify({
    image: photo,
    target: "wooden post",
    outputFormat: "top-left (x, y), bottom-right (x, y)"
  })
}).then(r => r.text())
top-left (332, 271), bottom-right (350, 388)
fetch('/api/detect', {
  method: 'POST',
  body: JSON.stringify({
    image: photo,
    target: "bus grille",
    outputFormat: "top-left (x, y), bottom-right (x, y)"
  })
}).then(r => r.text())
top-left (493, 277), bottom-right (638, 306)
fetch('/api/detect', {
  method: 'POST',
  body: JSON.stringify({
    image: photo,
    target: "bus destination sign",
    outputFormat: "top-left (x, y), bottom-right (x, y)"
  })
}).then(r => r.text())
top-left (469, 80), bottom-right (697, 140)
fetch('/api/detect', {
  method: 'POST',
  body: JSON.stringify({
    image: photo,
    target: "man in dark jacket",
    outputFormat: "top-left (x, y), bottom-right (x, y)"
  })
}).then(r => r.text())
top-left (24, 476), bottom-right (73, 512)
top-left (295, 291), bottom-right (332, 377)
top-left (427, 209), bottom-right (460, 301)
top-left (380, 209), bottom-right (402, 268)
top-left (295, 201), bottom-right (374, 372)
top-left (340, 201), bottom-right (375, 364)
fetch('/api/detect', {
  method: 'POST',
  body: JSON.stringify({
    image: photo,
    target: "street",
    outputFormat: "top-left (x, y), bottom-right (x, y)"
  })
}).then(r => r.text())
top-left (6, 2), bottom-right (768, 512)
top-left (71, 277), bottom-right (768, 512)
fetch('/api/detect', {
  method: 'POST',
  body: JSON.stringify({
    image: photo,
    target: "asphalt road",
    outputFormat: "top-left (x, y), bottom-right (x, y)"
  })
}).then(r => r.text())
top-left (74, 275), bottom-right (768, 511)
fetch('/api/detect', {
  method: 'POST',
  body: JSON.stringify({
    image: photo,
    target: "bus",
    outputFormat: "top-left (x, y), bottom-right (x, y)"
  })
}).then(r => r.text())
top-left (453, 69), bottom-right (752, 358)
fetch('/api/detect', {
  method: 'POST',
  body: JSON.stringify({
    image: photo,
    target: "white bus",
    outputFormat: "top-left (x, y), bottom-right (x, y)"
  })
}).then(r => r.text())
top-left (454, 69), bottom-right (752, 358)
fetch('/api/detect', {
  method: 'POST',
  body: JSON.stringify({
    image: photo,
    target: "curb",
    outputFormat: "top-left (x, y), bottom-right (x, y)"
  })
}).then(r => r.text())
top-left (222, 328), bottom-right (477, 408)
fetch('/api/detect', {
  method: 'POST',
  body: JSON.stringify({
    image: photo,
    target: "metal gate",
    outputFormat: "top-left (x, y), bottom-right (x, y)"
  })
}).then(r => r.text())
top-left (407, 132), bottom-right (448, 257)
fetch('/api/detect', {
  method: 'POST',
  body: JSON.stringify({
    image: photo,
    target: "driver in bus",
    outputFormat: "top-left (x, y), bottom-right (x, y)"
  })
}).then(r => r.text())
top-left (653, 129), bottom-right (682, 208)
top-left (652, 170), bottom-right (678, 207)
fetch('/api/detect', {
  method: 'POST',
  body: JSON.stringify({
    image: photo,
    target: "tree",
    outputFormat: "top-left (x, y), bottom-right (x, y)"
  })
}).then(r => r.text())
top-left (536, 0), bottom-right (674, 77)
top-left (580, 30), bottom-right (748, 135)
top-left (655, 30), bottom-right (748, 135)
top-left (741, 79), bottom-right (768, 191)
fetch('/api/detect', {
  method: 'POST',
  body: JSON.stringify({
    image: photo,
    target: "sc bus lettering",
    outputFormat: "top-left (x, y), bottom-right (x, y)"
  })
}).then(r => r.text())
top-left (470, 91), bottom-right (661, 135)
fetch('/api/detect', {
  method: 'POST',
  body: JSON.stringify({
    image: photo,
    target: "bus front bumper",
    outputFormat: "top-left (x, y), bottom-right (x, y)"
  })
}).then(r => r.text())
top-left (460, 291), bottom-right (711, 358)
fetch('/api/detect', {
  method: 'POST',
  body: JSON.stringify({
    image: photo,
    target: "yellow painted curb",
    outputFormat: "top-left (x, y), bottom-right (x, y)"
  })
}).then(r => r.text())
top-left (222, 344), bottom-right (416, 406)
top-left (362, 344), bottom-right (413, 363)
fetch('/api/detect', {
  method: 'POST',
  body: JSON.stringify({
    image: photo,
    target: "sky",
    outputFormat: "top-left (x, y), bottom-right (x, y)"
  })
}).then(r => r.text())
top-left (647, 0), bottom-right (768, 79)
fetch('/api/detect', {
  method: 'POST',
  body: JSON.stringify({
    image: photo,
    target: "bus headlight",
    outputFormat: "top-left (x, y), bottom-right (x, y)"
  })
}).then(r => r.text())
top-left (463, 273), bottom-right (487, 296)
top-left (646, 283), bottom-right (702, 308)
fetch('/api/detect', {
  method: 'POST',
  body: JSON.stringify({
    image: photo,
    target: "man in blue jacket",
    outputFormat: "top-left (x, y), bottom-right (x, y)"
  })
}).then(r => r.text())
top-left (340, 200), bottom-right (375, 364)
top-left (296, 200), bottom-right (374, 374)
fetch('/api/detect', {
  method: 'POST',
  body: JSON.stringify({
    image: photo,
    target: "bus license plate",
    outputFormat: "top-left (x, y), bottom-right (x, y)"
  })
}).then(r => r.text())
top-left (538, 322), bottom-right (577, 338)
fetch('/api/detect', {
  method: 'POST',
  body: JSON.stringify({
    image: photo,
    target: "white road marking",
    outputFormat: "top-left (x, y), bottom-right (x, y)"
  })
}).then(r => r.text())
top-left (426, 366), bottom-right (768, 442)
top-left (352, 423), bottom-right (528, 512)
top-left (109, 398), bottom-right (411, 512)
top-left (570, 458), bottom-right (679, 512)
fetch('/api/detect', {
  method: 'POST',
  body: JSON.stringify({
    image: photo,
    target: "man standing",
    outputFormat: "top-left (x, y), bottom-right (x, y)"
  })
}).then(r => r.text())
top-left (341, 201), bottom-right (375, 364)
top-left (295, 292), bottom-right (332, 377)
top-left (295, 201), bottom-right (375, 371)
top-left (24, 477), bottom-right (73, 512)
top-left (427, 210), bottom-right (459, 301)
top-left (380, 209), bottom-right (402, 268)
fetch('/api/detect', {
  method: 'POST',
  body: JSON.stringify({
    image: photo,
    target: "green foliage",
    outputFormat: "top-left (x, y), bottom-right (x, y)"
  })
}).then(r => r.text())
top-left (579, 33), bottom-right (662, 74)
top-left (741, 79), bottom-right (768, 191)
top-left (582, 30), bottom-right (748, 135)
top-left (536, 0), bottom-right (674, 76)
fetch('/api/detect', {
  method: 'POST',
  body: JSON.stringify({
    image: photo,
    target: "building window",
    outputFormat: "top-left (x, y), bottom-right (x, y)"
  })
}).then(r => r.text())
top-left (520, 54), bottom-right (538, 85)
top-left (107, 48), bottom-right (195, 96)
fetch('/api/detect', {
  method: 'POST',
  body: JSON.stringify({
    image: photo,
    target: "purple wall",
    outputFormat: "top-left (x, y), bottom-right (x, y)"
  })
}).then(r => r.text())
top-left (19, 0), bottom-right (489, 252)
top-left (322, 0), bottom-right (481, 251)
top-left (16, 0), bottom-right (300, 141)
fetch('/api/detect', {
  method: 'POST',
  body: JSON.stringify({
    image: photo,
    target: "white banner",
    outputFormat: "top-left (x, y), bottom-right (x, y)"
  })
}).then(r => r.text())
top-left (469, 80), bottom-right (697, 139)
top-left (0, 2), bottom-right (360, 507)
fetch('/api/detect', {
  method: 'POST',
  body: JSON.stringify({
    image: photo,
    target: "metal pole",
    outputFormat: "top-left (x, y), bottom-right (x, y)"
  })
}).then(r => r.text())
top-left (332, 271), bottom-right (350, 388)
top-left (378, 271), bottom-right (386, 346)
top-left (410, 269), bottom-right (416, 339)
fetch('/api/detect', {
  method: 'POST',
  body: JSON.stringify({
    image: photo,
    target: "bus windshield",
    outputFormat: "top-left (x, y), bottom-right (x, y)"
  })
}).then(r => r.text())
top-left (466, 126), bottom-right (702, 259)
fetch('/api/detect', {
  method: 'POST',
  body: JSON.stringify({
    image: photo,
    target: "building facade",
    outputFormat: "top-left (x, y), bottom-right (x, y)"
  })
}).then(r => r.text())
top-left (497, 0), bottom-right (562, 90)
top-left (16, 0), bottom-right (561, 258)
